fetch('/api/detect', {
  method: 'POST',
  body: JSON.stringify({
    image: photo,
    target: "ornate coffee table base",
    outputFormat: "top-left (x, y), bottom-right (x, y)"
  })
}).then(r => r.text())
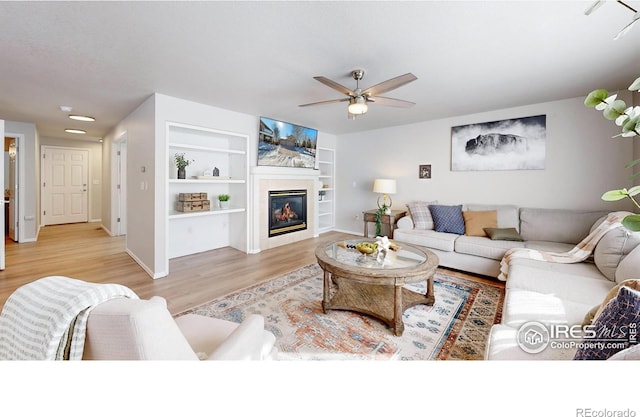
top-left (322, 271), bottom-right (435, 336)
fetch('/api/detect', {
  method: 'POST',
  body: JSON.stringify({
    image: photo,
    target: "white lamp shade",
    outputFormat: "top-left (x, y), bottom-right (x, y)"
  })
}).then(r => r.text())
top-left (373, 179), bottom-right (396, 194)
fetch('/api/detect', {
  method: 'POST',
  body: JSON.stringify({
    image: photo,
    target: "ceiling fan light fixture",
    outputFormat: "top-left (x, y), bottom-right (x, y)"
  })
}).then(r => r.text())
top-left (348, 96), bottom-right (368, 115)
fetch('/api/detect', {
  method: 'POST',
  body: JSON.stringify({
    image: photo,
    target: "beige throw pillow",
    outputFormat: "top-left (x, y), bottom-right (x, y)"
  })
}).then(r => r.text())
top-left (462, 210), bottom-right (497, 237)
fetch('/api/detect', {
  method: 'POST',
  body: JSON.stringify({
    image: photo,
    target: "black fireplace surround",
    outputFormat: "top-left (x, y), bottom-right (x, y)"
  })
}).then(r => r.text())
top-left (269, 189), bottom-right (307, 237)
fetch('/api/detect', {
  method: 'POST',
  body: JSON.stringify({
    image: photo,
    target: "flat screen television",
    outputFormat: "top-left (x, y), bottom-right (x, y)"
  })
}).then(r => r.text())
top-left (258, 116), bottom-right (318, 168)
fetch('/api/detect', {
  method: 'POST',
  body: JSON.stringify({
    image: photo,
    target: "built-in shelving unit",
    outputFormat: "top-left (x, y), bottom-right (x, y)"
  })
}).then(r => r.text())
top-left (167, 122), bottom-right (249, 259)
top-left (317, 147), bottom-right (335, 233)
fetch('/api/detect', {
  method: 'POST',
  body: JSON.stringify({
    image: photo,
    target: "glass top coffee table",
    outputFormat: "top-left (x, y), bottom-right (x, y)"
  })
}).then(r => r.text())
top-left (315, 239), bottom-right (439, 336)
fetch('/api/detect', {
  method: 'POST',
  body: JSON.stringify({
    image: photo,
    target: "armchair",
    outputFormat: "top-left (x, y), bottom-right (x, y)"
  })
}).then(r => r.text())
top-left (83, 296), bottom-right (276, 360)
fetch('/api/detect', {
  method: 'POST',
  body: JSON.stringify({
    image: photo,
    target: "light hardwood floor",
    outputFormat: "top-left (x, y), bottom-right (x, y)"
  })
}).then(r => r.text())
top-left (0, 222), bottom-right (502, 315)
top-left (0, 222), bottom-right (358, 314)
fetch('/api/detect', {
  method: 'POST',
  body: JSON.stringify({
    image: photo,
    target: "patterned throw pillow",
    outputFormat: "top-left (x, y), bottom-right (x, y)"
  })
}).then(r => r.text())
top-left (406, 201), bottom-right (437, 230)
top-left (428, 204), bottom-right (465, 235)
top-left (574, 286), bottom-right (640, 360)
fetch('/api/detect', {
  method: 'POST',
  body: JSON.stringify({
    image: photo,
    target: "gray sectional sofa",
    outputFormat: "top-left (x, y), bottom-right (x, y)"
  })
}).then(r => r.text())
top-left (394, 203), bottom-right (640, 359)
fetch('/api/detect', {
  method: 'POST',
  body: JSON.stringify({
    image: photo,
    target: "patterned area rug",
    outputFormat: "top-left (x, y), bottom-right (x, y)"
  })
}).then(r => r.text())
top-left (177, 264), bottom-right (505, 360)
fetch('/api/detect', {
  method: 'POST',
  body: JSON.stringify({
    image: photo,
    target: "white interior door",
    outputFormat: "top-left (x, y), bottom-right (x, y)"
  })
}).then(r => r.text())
top-left (117, 139), bottom-right (127, 236)
top-left (42, 146), bottom-right (89, 225)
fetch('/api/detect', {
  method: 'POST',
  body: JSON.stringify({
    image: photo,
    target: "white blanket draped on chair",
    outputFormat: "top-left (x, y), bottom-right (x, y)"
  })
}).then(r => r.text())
top-left (0, 276), bottom-right (138, 360)
top-left (498, 211), bottom-right (629, 282)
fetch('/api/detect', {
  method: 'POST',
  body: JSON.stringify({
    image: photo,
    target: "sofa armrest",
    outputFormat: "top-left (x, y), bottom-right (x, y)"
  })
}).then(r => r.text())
top-left (397, 216), bottom-right (414, 230)
top-left (207, 314), bottom-right (276, 360)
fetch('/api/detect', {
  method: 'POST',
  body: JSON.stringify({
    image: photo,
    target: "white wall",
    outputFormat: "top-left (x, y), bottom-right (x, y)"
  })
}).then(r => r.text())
top-left (39, 136), bottom-right (103, 222)
top-left (102, 92), bottom-right (337, 278)
top-left (5, 120), bottom-right (38, 242)
top-left (335, 96), bottom-right (636, 235)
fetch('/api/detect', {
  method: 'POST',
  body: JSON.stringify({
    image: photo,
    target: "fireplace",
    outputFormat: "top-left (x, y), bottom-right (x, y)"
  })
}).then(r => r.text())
top-left (269, 189), bottom-right (307, 237)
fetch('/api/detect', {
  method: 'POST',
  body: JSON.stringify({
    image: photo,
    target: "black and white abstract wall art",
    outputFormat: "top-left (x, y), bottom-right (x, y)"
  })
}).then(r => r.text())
top-left (451, 115), bottom-right (546, 171)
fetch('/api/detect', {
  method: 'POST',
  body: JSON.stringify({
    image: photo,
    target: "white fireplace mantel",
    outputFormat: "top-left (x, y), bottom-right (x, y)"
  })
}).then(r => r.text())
top-left (249, 166), bottom-right (321, 253)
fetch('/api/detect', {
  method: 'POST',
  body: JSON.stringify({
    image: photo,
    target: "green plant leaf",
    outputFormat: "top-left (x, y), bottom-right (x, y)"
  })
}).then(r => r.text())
top-left (601, 189), bottom-right (629, 201)
top-left (626, 158), bottom-right (640, 169)
top-left (622, 214), bottom-right (640, 232)
top-left (628, 185), bottom-right (640, 197)
top-left (584, 89), bottom-right (609, 108)
top-left (603, 100), bottom-right (627, 120)
top-left (622, 114), bottom-right (640, 133)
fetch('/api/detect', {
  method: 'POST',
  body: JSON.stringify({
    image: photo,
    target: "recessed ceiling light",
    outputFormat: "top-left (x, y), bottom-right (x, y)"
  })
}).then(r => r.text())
top-left (69, 115), bottom-right (95, 122)
top-left (65, 129), bottom-right (86, 134)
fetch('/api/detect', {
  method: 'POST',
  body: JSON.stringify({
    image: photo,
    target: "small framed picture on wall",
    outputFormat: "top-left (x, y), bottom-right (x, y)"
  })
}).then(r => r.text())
top-left (419, 164), bottom-right (431, 179)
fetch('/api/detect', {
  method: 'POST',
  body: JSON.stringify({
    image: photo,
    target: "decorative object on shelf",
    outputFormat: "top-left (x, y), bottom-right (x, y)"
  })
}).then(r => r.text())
top-left (218, 194), bottom-right (230, 209)
top-left (323, 184), bottom-right (329, 188)
top-left (584, 0), bottom-right (640, 40)
top-left (174, 153), bottom-right (193, 179)
top-left (203, 169), bottom-right (213, 177)
top-left (451, 115), bottom-right (547, 171)
top-left (318, 190), bottom-right (326, 201)
top-left (176, 192), bottom-right (210, 212)
top-left (419, 164), bottom-right (431, 179)
top-left (373, 178), bottom-right (396, 214)
top-left (584, 74), bottom-right (640, 231)
top-left (212, 167), bottom-right (220, 176)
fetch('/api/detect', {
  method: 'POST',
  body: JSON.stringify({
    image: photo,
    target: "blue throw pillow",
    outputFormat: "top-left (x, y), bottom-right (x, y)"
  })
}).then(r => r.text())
top-left (574, 286), bottom-right (640, 360)
top-left (428, 204), bottom-right (465, 235)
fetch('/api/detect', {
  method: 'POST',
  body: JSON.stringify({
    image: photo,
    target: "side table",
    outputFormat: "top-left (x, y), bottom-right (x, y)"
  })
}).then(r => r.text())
top-left (362, 209), bottom-right (407, 239)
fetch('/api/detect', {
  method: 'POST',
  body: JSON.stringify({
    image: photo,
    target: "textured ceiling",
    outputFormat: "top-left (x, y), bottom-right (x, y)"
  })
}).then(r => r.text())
top-left (0, 1), bottom-right (639, 141)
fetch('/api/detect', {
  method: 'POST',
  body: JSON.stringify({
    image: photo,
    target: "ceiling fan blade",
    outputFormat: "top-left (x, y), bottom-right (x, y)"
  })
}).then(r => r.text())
top-left (299, 97), bottom-right (349, 107)
top-left (362, 73), bottom-right (417, 97)
top-left (313, 76), bottom-right (354, 96)
top-left (584, 0), bottom-right (605, 15)
top-left (368, 96), bottom-right (416, 108)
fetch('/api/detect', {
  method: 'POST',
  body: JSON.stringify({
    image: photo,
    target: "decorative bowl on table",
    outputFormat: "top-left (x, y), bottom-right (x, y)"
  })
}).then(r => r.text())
top-left (355, 242), bottom-right (378, 255)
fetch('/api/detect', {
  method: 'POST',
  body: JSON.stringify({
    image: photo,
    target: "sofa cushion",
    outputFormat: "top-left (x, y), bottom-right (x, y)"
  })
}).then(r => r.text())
top-left (519, 208), bottom-right (607, 244)
top-left (484, 227), bottom-right (523, 241)
top-left (429, 204), bottom-right (465, 234)
top-left (392, 228), bottom-right (458, 252)
top-left (505, 258), bottom-right (613, 311)
top-left (501, 287), bottom-right (599, 328)
top-left (615, 244), bottom-right (640, 283)
top-left (593, 226), bottom-right (640, 281)
top-left (406, 201), bottom-right (437, 230)
top-left (574, 286), bottom-right (640, 360)
top-left (454, 235), bottom-right (524, 260)
top-left (465, 204), bottom-right (520, 232)
top-left (523, 240), bottom-right (575, 253)
top-left (462, 210), bottom-right (497, 237)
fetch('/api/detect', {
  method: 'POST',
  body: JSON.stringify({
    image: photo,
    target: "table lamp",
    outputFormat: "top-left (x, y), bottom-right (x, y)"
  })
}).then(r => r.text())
top-left (373, 179), bottom-right (396, 214)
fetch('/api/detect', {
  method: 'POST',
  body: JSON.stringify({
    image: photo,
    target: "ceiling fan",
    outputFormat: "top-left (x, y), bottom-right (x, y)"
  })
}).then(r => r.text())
top-left (299, 69), bottom-right (417, 119)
